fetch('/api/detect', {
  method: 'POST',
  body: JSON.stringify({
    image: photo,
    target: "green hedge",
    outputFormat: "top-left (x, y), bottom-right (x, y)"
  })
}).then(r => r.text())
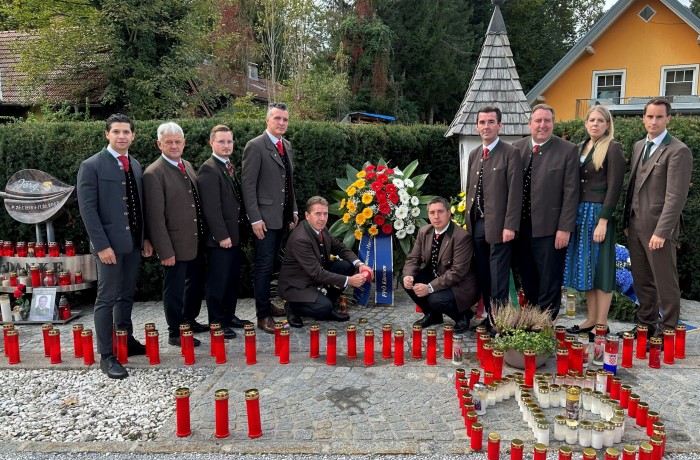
top-left (0, 116), bottom-right (697, 300)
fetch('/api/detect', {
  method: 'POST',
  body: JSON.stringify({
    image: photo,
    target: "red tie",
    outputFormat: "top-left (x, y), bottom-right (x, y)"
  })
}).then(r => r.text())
top-left (276, 140), bottom-right (285, 156)
top-left (117, 155), bottom-right (129, 172)
top-left (482, 148), bottom-right (489, 160)
top-left (178, 162), bottom-right (186, 174)
top-left (226, 161), bottom-right (235, 176)
top-left (532, 144), bottom-right (540, 154)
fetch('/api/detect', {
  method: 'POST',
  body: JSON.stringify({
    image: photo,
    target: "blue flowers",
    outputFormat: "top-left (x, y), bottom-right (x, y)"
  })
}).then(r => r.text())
top-left (615, 244), bottom-right (631, 270)
top-left (614, 244), bottom-right (638, 304)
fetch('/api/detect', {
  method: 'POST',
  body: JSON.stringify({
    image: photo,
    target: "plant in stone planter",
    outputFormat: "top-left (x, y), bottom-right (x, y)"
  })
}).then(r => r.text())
top-left (491, 303), bottom-right (558, 368)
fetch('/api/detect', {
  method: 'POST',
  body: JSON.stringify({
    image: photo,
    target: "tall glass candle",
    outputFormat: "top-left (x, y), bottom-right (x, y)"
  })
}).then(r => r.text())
top-left (455, 368), bottom-right (466, 390)
top-left (533, 443), bottom-right (547, 460)
top-left (274, 321), bottom-right (283, 356)
top-left (346, 324), bottom-right (357, 359)
top-left (627, 393), bottom-right (639, 417)
top-left (638, 442), bottom-right (653, 460)
top-left (621, 332), bottom-right (634, 368)
top-left (619, 384), bottom-right (631, 408)
top-left (635, 401), bottom-right (649, 427)
top-left (364, 329), bottom-right (375, 366)
top-left (469, 368), bottom-right (481, 389)
top-left (81, 329), bottom-right (95, 365)
top-left (443, 325), bottom-right (453, 359)
top-left (412, 324), bottom-right (422, 359)
top-left (279, 329), bottom-right (290, 364)
top-left (470, 422), bottom-right (484, 451)
top-left (214, 389), bottom-right (230, 438)
top-left (510, 439), bottom-right (524, 460)
top-left (649, 337), bottom-right (661, 368)
top-left (309, 324), bottom-right (320, 358)
top-left (593, 324), bottom-right (607, 365)
top-left (245, 389), bottom-right (263, 438)
top-left (245, 330), bottom-right (256, 365)
top-left (663, 329), bottom-right (675, 365)
top-left (49, 329), bottom-right (61, 364)
top-left (487, 432), bottom-right (501, 460)
top-left (426, 329), bottom-right (437, 365)
top-left (646, 411), bottom-right (660, 437)
top-left (571, 342), bottom-right (583, 374)
top-left (483, 343), bottom-right (494, 373)
top-left (147, 330), bottom-right (159, 365)
top-left (603, 334), bottom-right (619, 375)
top-left (636, 324), bottom-right (648, 359)
top-left (72, 324), bottom-right (84, 358)
top-left (492, 349), bottom-right (504, 380)
top-left (622, 445), bottom-right (636, 460)
top-left (175, 388), bottom-right (192, 437)
top-left (382, 324), bottom-right (392, 359)
top-left (675, 324), bottom-right (686, 359)
top-left (476, 325), bottom-right (486, 360)
top-left (524, 349), bottom-right (536, 387)
top-left (326, 329), bottom-right (337, 365)
top-left (555, 326), bottom-right (566, 348)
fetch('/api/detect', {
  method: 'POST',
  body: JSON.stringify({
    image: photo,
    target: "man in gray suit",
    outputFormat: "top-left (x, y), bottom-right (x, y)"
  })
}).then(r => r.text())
top-left (465, 106), bottom-right (522, 332)
top-left (512, 104), bottom-right (579, 319)
top-left (144, 122), bottom-right (206, 347)
top-left (77, 113), bottom-right (153, 379)
top-left (241, 102), bottom-right (298, 334)
top-left (622, 97), bottom-right (692, 338)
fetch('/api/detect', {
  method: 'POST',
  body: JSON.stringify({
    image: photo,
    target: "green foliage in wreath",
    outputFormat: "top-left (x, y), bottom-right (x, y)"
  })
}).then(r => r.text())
top-left (493, 327), bottom-right (558, 356)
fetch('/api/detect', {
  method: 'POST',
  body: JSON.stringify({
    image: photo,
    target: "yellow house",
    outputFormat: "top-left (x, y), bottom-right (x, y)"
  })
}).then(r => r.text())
top-left (526, 0), bottom-right (700, 120)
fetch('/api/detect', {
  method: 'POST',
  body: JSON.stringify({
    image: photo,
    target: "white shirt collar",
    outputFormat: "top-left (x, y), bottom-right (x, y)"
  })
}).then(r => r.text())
top-left (266, 130), bottom-right (281, 145)
top-left (434, 222), bottom-right (450, 236)
top-left (647, 130), bottom-right (667, 146)
top-left (212, 153), bottom-right (228, 164)
top-left (484, 138), bottom-right (499, 151)
top-left (107, 145), bottom-right (128, 158)
top-left (161, 153), bottom-right (181, 168)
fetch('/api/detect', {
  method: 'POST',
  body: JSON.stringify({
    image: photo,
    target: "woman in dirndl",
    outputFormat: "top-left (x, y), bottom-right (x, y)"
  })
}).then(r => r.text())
top-left (563, 105), bottom-right (625, 334)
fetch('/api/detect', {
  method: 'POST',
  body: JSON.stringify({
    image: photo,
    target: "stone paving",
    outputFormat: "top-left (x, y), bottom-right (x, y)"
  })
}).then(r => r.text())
top-left (2, 289), bottom-right (700, 455)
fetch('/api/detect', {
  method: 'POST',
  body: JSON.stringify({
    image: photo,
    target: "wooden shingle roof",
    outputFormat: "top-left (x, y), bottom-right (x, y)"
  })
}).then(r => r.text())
top-left (445, 3), bottom-right (531, 137)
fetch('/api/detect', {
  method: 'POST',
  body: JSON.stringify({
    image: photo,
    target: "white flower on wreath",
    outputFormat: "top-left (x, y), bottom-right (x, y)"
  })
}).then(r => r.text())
top-left (410, 196), bottom-right (419, 206)
top-left (393, 219), bottom-right (405, 230)
top-left (395, 205), bottom-right (409, 219)
top-left (399, 189), bottom-right (410, 202)
top-left (392, 178), bottom-right (405, 188)
top-left (410, 207), bottom-right (420, 217)
top-left (406, 224), bottom-right (415, 235)
top-left (393, 168), bottom-right (404, 176)
top-left (396, 229), bottom-right (407, 239)
top-left (404, 178), bottom-right (414, 188)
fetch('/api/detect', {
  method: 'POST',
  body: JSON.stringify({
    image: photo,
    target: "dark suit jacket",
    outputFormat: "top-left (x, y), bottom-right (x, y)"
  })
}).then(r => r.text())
top-left (512, 135), bottom-right (580, 237)
top-left (402, 222), bottom-right (478, 313)
top-left (623, 133), bottom-right (692, 240)
top-left (465, 140), bottom-right (523, 244)
top-left (578, 140), bottom-right (625, 220)
top-left (277, 221), bottom-right (358, 303)
top-left (77, 148), bottom-right (145, 255)
top-left (241, 132), bottom-right (297, 230)
top-left (143, 156), bottom-right (200, 261)
top-left (197, 156), bottom-right (242, 248)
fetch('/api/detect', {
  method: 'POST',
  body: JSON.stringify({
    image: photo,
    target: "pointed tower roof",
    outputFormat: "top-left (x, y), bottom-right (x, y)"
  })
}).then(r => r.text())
top-left (445, 0), bottom-right (531, 137)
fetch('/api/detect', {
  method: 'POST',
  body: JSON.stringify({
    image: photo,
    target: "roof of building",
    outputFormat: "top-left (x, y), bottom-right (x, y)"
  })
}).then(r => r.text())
top-left (526, 0), bottom-right (700, 104)
top-left (445, 1), bottom-right (531, 137)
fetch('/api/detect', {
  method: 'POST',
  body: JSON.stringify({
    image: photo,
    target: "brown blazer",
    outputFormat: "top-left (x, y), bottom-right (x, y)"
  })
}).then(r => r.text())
top-left (512, 135), bottom-right (580, 237)
top-left (241, 132), bottom-right (297, 230)
top-left (465, 139), bottom-right (523, 244)
top-left (623, 133), bottom-right (692, 240)
top-left (277, 221), bottom-right (358, 303)
top-left (578, 140), bottom-right (625, 220)
top-left (143, 156), bottom-right (201, 261)
top-left (402, 222), bottom-right (479, 313)
top-left (197, 156), bottom-right (242, 248)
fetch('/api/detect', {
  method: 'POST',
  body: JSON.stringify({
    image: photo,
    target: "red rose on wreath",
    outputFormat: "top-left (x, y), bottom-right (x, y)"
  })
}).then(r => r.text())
top-left (385, 184), bottom-right (397, 194)
top-left (13, 288), bottom-right (22, 299)
top-left (389, 193), bottom-right (399, 204)
top-left (385, 168), bottom-right (394, 175)
top-left (376, 191), bottom-right (387, 202)
top-left (382, 224), bottom-right (393, 234)
top-left (379, 203), bottom-right (391, 215)
top-left (374, 215), bottom-right (385, 226)
top-left (377, 165), bottom-right (386, 171)
top-left (371, 181), bottom-right (383, 192)
top-left (377, 174), bottom-right (389, 183)
top-left (365, 165), bottom-right (376, 172)
top-left (366, 172), bottom-right (377, 180)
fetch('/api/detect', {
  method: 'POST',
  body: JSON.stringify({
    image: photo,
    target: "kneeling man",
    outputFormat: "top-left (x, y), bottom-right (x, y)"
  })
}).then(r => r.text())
top-left (403, 197), bottom-right (479, 333)
top-left (278, 196), bottom-right (372, 327)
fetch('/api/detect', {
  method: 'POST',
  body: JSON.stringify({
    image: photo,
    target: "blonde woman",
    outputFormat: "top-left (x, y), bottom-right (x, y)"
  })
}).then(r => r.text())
top-left (563, 106), bottom-right (625, 334)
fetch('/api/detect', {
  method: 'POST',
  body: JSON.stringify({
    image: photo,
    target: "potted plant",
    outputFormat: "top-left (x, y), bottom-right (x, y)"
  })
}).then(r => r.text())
top-left (490, 303), bottom-right (558, 369)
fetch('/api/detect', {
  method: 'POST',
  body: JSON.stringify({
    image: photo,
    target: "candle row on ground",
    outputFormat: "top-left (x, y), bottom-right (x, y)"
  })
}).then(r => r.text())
top-left (480, 439), bottom-right (658, 460)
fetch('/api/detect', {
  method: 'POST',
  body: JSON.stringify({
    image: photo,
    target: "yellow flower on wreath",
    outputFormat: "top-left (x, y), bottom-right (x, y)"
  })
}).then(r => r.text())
top-left (356, 170), bottom-right (367, 179)
top-left (342, 213), bottom-right (351, 224)
top-left (362, 207), bottom-right (373, 219)
top-left (368, 225), bottom-right (379, 236)
top-left (340, 198), bottom-right (346, 210)
top-left (352, 179), bottom-right (365, 189)
top-left (354, 229), bottom-right (363, 240)
top-left (457, 201), bottom-right (466, 212)
top-left (361, 193), bottom-right (373, 205)
top-left (347, 186), bottom-right (357, 196)
top-left (355, 213), bottom-right (366, 225)
top-left (347, 201), bottom-right (357, 213)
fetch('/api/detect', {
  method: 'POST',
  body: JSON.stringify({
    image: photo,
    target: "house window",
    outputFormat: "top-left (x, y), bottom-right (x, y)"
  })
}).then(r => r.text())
top-left (591, 70), bottom-right (626, 103)
top-left (639, 5), bottom-right (656, 22)
top-left (661, 65), bottom-right (698, 97)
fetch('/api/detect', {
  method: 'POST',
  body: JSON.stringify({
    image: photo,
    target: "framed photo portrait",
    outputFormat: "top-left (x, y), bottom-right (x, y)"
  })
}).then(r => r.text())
top-left (29, 288), bottom-right (57, 322)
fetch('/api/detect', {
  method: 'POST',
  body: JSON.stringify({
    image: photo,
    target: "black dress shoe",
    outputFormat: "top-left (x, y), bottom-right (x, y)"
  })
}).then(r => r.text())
top-left (567, 324), bottom-right (596, 334)
top-left (222, 327), bottom-right (237, 339)
top-left (100, 355), bottom-right (128, 379)
top-left (454, 317), bottom-right (470, 334)
top-left (286, 304), bottom-right (303, 328)
top-left (167, 336), bottom-right (202, 347)
top-left (330, 310), bottom-right (350, 322)
top-left (414, 313), bottom-right (444, 328)
top-left (228, 315), bottom-right (253, 329)
top-left (127, 336), bottom-right (147, 356)
top-left (189, 321), bottom-right (210, 333)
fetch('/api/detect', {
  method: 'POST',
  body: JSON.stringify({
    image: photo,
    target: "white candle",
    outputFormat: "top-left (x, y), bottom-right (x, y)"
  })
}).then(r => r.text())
top-left (591, 424), bottom-right (605, 449)
top-left (0, 294), bottom-right (12, 322)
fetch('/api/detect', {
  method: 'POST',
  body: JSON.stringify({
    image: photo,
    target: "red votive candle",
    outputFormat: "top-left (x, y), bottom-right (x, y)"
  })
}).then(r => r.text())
top-left (65, 240), bottom-right (76, 256)
top-left (245, 330), bottom-right (256, 365)
top-left (72, 324), bottom-right (84, 358)
top-left (214, 329), bottom-right (226, 364)
top-left (475, 325), bottom-right (486, 359)
top-left (469, 368), bottom-right (481, 389)
top-left (533, 443), bottom-right (547, 460)
top-left (646, 411), bottom-right (660, 436)
top-left (466, 411), bottom-right (478, 437)
top-left (555, 326), bottom-right (566, 348)
top-left (309, 324), bottom-right (320, 358)
top-left (179, 324), bottom-right (190, 356)
top-left (654, 428), bottom-right (666, 457)
top-left (484, 372), bottom-right (494, 385)
top-left (394, 329), bottom-right (405, 366)
top-left (209, 322), bottom-right (221, 357)
top-left (147, 330), bottom-right (160, 365)
top-left (116, 329), bottom-right (128, 364)
top-left (245, 388), bottom-right (263, 438)
top-left (215, 389), bottom-right (229, 438)
top-left (426, 329), bottom-right (437, 365)
top-left (35, 242), bottom-right (46, 257)
top-left (7, 329), bottom-right (20, 364)
top-left (16, 242), bottom-right (27, 257)
top-left (344, 324), bottom-right (356, 359)
top-left (182, 330), bottom-right (195, 365)
top-left (49, 329), bottom-right (61, 364)
top-left (638, 443), bottom-right (653, 460)
top-left (619, 384), bottom-right (632, 408)
top-left (74, 271), bottom-right (83, 284)
top-left (455, 368), bottom-right (466, 390)
top-left (463, 401), bottom-right (475, 420)
top-left (621, 332), bottom-right (634, 368)
top-left (324, 329), bottom-right (337, 365)
top-left (556, 347), bottom-right (569, 375)
top-left (364, 329), bottom-right (375, 366)
top-left (382, 324), bottom-right (392, 359)
top-left (649, 337), bottom-right (661, 368)
top-left (48, 241), bottom-right (60, 257)
top-left (663, 329), bottom-right (675, 365)
top-left (459, 384), bottom-right (469, 408)
top-left (412, 324), bottom-right (422, 359)
top-left (510, 439), bottom-right (524, 460)
top-left (457, 377), bottom-right (468, 400)
top-left (492, 349), bottom-right (504, 381)
top-left (627, 393), bottom-right (639, 417)
top-left (279, 329), bottom-right (290, 364)
top-left (622, 444), bottom-right (637, 460)
top-left (524, 349), bottom-right (536, 387)
top-left (81, 329), bottom-right (95, 365)
top-left (635, 401), bottom-right (649, 427)
top-left (144, 322), bottom-right (156, 357)
top-left (444, 325), bottom-right (453, 359)
top-left (571, 342), bottom-right (583, 374)
top-left (675, 324), bottom-right (686, 359)
top-left (480, 334), bottom-right (491, 368)
top-left (483, 343), bottom-right (494, 373)
top-left (650, 437), bottom-right (663, 460)
top-left (3, 324), bottom-right (14, 357)
top-left (274, 321), bottom-right (283, 357)
top-left (42, 323), bottom-right (53, 357)
top-left (605, 447), bottom-right (620, 460)
top-left (487, 432), bottom-right (501, 460)
top-left (610, 376), bottom-right (621, 400)
top-left (559, 446), bottom-right (573, 460)
top-left (470, 422), bottom-right (483, 450)
top-left (636, 324), bottom-right (648, 359)
top-left (175, 387), bottom-right (191, 437)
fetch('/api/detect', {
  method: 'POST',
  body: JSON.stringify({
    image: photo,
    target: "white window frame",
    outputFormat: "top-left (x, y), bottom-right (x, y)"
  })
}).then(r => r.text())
top-left (591, 69), bottom-right (627, 101)
top-left (659, 64), bottom-right (699, 96)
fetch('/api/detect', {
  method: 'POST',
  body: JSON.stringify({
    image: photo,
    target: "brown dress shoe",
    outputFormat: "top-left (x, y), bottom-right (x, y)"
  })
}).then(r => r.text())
top-left (257, 316), bottom-right (275, 334)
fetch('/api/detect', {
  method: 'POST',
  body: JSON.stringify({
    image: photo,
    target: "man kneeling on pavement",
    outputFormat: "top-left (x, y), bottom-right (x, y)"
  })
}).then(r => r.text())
top-left (278, 196), bottom-right (373, 328)
top-left (403, 196), bottom-right (479, 334)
